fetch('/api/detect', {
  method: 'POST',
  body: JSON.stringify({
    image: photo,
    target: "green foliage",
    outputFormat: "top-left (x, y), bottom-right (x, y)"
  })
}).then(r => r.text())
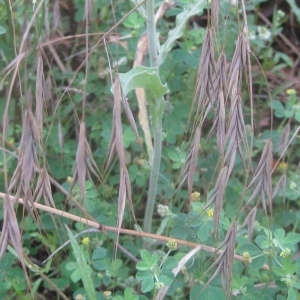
top-left (66, 226), bottom-right (97, 299)
top-left (159, 0), bottom-right (207, 64)
top-left (119, 66), bottom-right (168, 99)
top-left (271, 90), bottom-right (300, 122)
top-left (136, 249), bottom-right (177, 293)
top-left (1, 0), bottom-right (300, 299)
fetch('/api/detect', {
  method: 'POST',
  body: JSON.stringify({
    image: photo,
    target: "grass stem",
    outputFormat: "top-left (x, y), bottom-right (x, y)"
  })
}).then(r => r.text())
top-left (143, 0), bottom-right (165, 233)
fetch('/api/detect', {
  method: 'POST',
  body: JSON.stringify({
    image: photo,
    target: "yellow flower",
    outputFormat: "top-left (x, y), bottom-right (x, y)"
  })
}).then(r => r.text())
top-left (206, 209), bottom-right (214, 218)
top-left (277, 162), bottom-right (287, 173)
top-left (67, 176), bottom-right (73, 183)
top-left (286, 89), bottom-right (296, 95)
top-left (82, 237), bottom-right (90, 246)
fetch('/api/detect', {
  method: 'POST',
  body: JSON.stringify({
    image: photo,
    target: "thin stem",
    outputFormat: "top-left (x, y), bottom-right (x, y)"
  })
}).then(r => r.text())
top-left (146, 0), bottom-right (158, 67)
top-left (143, 120), bottom-right (163, 233)
top-left (143, 0), bottom-right (165, 233)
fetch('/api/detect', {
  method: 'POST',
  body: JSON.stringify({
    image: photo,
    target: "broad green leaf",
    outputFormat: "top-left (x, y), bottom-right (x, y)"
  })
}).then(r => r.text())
top-left (170, 226), bottom-right (192, 240)
top-left (292, 281), bottom-right (300, 289)
top-left (282, 257), bottom-right (298, 274)
top-left (158, 273), bottom-right (173, 286)
top-left (140, 249), bottom-right (159, 266)
top-left (256, 233), bottom-right (272, 250)
top-left (92, 247), bottom-right (107, 261)
top-left (284, 110), bottom-right (294, 118)
top-left (190, 284), bottom-right (225, 300)
top-left (287, 287), bottom-right (297, 300)
top-left (136, 270), bottom-right (152, 280)
top-left (70, 268), bottom-right (81, 283)
top-left (65, 261), bottom-right (77, 271)
top-left (273, 267), bottom-right (286, 277)
top-left (0, 26), bottom-right (6, 35)
top-left (118, 66), bottom-right (168, 99)
top-left (238, 243), bottom-right (262, 256)
top-left (270, 100), bottom-right (285, 118)
top-left (163, 257), bottom-right (178, 270)
top-left (159, 0), bottom-right (207, 64)
top-left (140, 249), bottom-right (151, 261)
top-left (110, 259), bottom-right (123, 276)
top-left (136, 261), bottom-right (151, 271)
top-left (274, 228), bottom-right (285, 240)
top-left (141, 276), bottom-right (154, 293)
top-left (285, 232), bottom-right (300, 245)
top-left (92, 260), bottom-right (108, 271)
top-left (124, 287), bottom-right (139, 300)
top-left (197, 220), bottom-right (213, 242)
top-left (295, 111), bottom-right (300, 122)
top-left (43, 277), bottom-right (70, 291)
top-left (123, 12), bottom-right (144, 29)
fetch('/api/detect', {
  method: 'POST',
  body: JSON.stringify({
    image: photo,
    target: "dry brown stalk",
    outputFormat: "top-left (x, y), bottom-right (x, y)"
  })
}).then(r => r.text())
top-left (35, 56), bottom-right (44, 139)
top-left (53, 0), bottom-right (62, 30)
top-left (0, 192), bottom-right (270, 271)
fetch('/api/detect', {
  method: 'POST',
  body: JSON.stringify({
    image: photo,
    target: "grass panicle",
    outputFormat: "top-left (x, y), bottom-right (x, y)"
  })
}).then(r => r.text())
top-left (71, 121), bottom-right (87, 199)
top-left (8, 108), bottom-right (41, 215)
top-left (246, 140), bottom-right (273, 214)
top-left (202, 221), bottom-right (237, 297)
top-left (208, 53), bottom-right (227, 156)
top-left (193, 28), bottom-right (216, 122)
top-left (275, 124), bottom-right (290, 155)
top-left (204, 166), bottom-right (229, 235)
top-left (241, 206), bottom-right (257, 242)
top-left (0, 194), bottom-right (30, 286)
top-left (71, 120), bottom-right (102, 200)
top-left (108, 76), bottom-right (135, 237)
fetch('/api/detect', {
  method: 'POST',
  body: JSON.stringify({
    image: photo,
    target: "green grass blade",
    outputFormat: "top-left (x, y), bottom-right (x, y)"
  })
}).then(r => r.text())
top-left (66, 225), bottom-right (96, 300)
